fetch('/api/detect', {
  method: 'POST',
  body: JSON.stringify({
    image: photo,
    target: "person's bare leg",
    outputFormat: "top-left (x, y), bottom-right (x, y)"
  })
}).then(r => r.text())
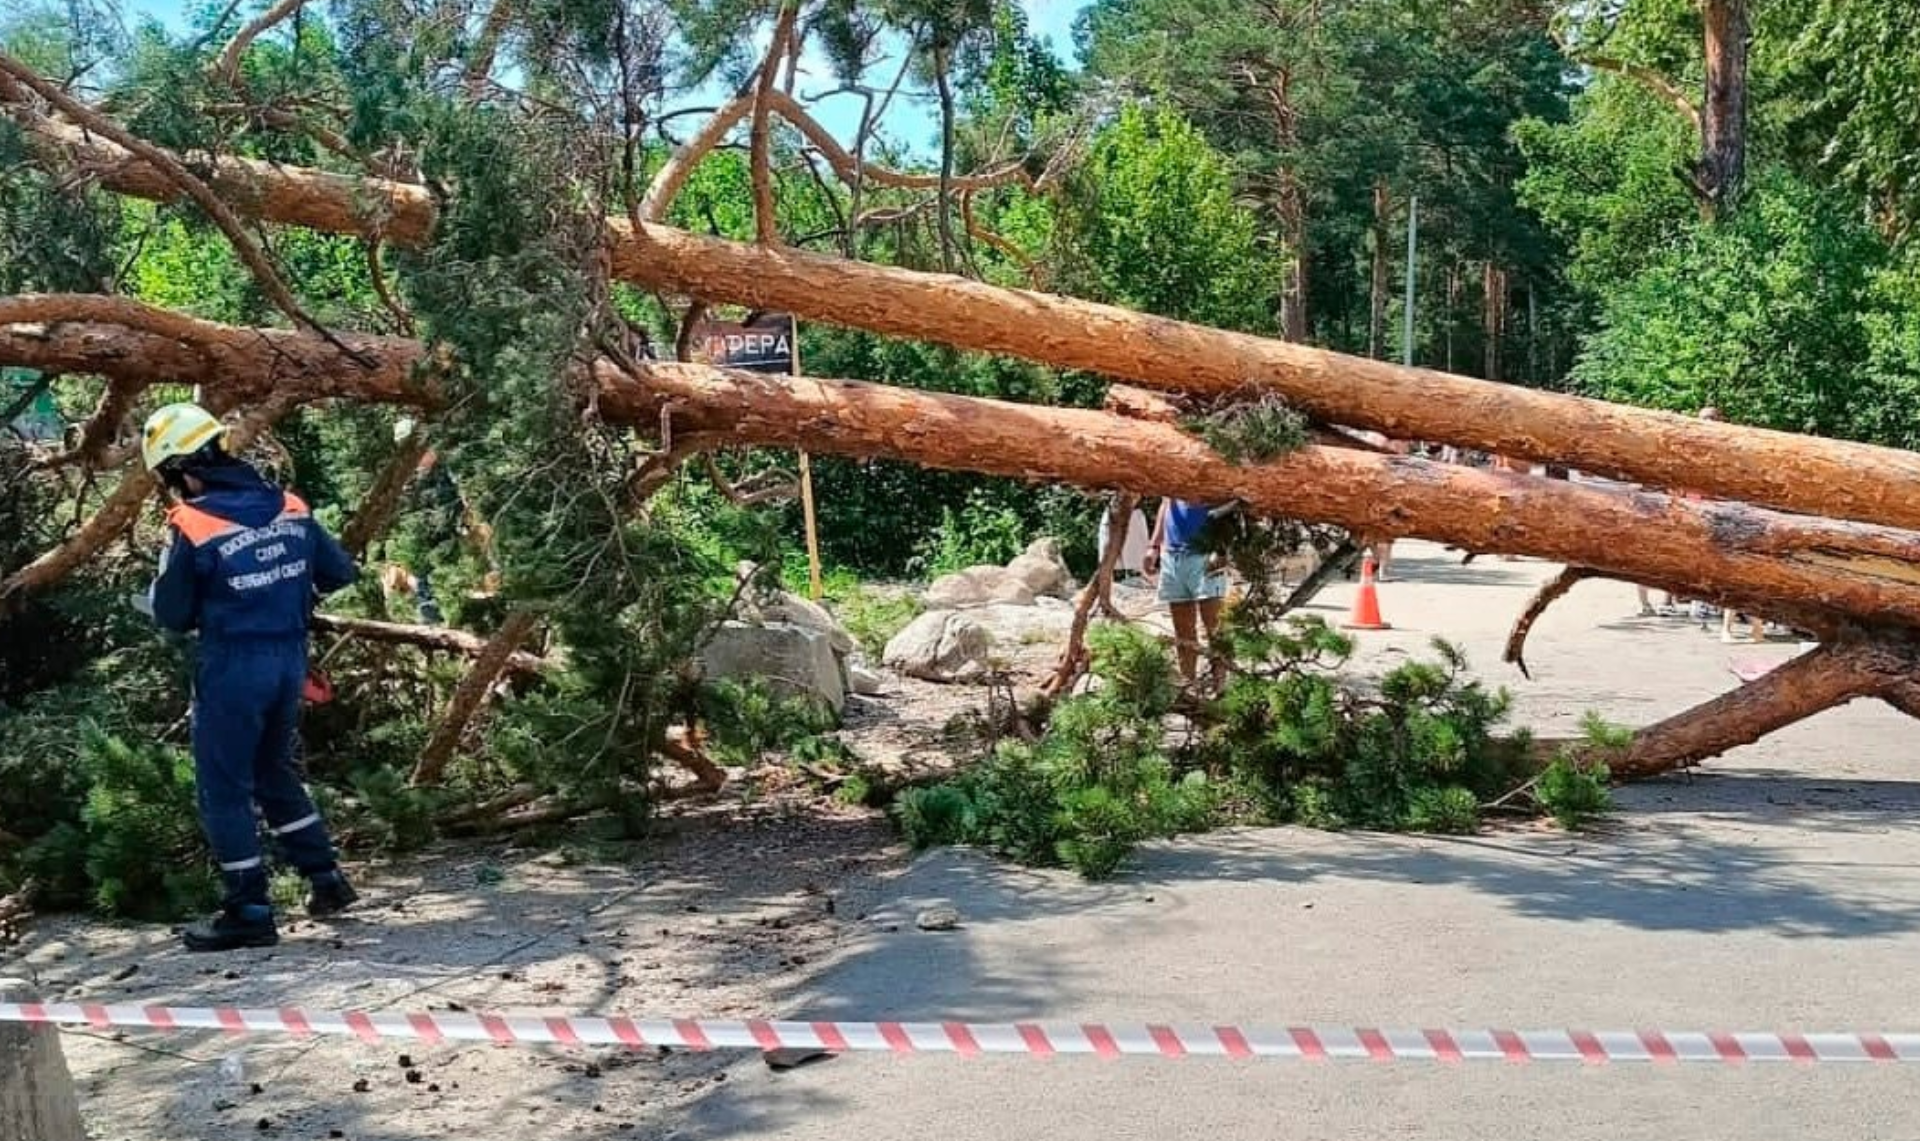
top-left (1197, 597), bottom-right (1227, 689)
top-left (1373, 541), bottom-right (1394, 581)
top-left (1169, 601), bottom-right (1200, 683)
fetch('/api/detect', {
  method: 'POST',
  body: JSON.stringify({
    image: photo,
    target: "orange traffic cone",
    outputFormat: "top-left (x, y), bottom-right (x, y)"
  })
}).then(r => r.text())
top-left (1343, 553), bottom-right (1392, 631)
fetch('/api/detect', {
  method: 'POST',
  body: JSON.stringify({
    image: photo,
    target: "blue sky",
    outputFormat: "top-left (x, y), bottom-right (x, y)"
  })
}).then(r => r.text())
top-left (104, 0), bottom-right (1088, 154)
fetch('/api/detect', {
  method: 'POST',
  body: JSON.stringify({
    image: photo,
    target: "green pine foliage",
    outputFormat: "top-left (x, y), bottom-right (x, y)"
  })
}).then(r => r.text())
top-left (22, 728), bottom-right (216, 920)
top-left (896, 618), bottom-right (1528, 879)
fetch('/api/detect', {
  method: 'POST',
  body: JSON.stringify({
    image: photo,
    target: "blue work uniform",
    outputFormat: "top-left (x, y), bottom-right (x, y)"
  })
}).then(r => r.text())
top-left (149, 461), bottom-right (358, 910)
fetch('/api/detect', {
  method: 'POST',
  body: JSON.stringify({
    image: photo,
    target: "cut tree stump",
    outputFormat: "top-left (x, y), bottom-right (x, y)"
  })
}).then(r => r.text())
top-left (0, 979), bottom-right (86, 1141)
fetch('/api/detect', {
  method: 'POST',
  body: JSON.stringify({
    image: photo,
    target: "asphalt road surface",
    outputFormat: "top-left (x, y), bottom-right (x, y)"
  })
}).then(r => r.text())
top-left (668, 544), bottom-right (1920, 1141)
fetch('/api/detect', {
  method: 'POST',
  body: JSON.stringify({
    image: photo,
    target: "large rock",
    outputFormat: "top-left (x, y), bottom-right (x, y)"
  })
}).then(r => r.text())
top-left (923, 566), bottom-right (1036, 609)
top-left (965, 602), bottom-right (1075, 647)
top-left (698, 622), bottom-right (845, 713)
top-left (883, 611), bottom-right (993, 682)
top-left (1005, 537), bottom-right (1073, 598)
top-left (733, 562), bottom-right (857, 655)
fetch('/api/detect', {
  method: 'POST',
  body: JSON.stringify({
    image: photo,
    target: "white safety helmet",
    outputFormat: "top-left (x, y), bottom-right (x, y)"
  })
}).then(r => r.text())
top-left (141, 402), bottom-right (228, 472)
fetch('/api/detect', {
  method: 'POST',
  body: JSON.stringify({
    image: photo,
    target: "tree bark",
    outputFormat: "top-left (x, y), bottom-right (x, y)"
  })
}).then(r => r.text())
top-left (339, 433), bottom-right (430, 560)
top-left (1700, 0), bottom-right (1749, 218)
top-left (410, 608), bottom-right (541, 786)
top-left (1047, 492), bottom-right (1138, 697)
top-left (1369, 179), bottom-right (1390, 359)
top-left (1504, 566), bottom-right (1595, 679)
top-left (310, 612), bottom-right (548, 675)
top-left (1603, 643), bottom-right (1904, 780)
top-left (15, 310), bottom-right (1920, 634)
top-left (1482, 263), bottom-right (1506, 382)
top-left (17, 117), bottom-right (1920, 533)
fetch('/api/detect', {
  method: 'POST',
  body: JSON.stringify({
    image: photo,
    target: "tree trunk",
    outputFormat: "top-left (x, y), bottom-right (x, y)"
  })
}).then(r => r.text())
top-left (14, 312), bottom-right (1920, 634)
top-left (411, 608), bottom-right (541, 786)
top-left (1700, 0), bottom-right (1749, 218)
top-left (1368, 179), bottom-right (1390, 359)
top-left (17, 118), bottom-right (1920, 533)
top-left (1604, 643), bottom-right (1906, 780)
top-left (1272, 69), bottom-right (1309, 343)
top-left (932, 42), bottom-right (958, 273)
top-left (1482, 263), bottom-right (1506, 382)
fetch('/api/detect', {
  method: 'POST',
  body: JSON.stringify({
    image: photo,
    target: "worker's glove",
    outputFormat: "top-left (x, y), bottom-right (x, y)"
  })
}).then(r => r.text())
top-left (128, 591), bottom-right (155, 619)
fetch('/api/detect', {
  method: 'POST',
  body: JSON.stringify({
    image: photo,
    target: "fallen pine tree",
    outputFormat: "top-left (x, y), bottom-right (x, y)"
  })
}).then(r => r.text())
top-left (4, 296), bottom-right (1919, 780)
top-left (11, 101), bottom-right (1920, 534)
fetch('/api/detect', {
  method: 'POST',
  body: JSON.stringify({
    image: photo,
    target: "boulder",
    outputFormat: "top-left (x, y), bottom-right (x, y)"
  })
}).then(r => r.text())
top-left (733, 562), bottom-right (857, 655)
top-left (761, 591), bottom-right (856, 656)
top-left (1005, 537), bottom-right (1073, 598)
top-left (698, 622), bottom-right (845, 713)
top-left (847, 662), bottom-right (886, 696)
top-left (965, 602), bottom-right (1075, 648)
top-left (883, 611), bottom-right (993, 682)
top-left (923, 566), bottom-right (1036, 609)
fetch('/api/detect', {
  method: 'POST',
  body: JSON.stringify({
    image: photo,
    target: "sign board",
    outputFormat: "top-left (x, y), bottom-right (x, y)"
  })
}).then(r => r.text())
top-left (4, 368), bottom-right (62, 442)
top-left (695, 313), bottom-right (796, 373)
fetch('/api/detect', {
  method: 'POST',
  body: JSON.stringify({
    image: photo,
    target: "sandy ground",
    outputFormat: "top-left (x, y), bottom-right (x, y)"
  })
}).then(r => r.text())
top-left (9, 542), bottom-right (1919, 1140)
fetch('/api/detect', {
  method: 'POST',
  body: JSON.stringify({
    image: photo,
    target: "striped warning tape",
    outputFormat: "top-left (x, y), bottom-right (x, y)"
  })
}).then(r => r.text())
top-left (3, 1002), bottom-right (1917, 1063)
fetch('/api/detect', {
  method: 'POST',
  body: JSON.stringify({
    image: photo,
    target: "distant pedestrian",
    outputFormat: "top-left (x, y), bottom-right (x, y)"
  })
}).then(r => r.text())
top-left (1144, 498), bottom-right (1228, 688)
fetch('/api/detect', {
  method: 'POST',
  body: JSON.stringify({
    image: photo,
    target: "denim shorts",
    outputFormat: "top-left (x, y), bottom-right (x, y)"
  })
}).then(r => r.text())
top-left (1157, 549), bottom-right (1227, 603)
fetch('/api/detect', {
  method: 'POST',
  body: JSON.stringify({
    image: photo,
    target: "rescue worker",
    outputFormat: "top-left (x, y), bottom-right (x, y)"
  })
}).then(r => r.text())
top-left (140, 402), bottom-right (361, 951)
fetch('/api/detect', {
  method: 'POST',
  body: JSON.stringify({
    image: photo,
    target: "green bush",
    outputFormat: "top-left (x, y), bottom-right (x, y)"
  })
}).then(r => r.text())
top-left (831, 588), bottom-right (923, 660)
top-left (1404, 786), bottom-right (1481, 834)
top-left (915, 489), bottom-right (1035, 576)
top-left (699, 678), bottom-right (840, 767)
top-left (892, 612), bottom-right (1535, 879)
top-left (22, 728), bottom-right (215, 920)
top-left (1536, 757), bottom-right (1612, 829)
top-left (892, 631), bottom-right (1217, 880)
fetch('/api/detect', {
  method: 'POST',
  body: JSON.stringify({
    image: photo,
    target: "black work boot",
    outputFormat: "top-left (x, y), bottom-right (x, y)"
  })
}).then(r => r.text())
top-left (182, 904), bottom-right (279, 952)
top-left (306, 869), bottom-right (360, 918)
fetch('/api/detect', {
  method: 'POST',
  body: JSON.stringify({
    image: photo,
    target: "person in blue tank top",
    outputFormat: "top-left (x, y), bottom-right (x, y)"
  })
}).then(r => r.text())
top-left (140, 402), bottom-right (362, 952)
top-left (1143, 498), bottom-right (1228, 686)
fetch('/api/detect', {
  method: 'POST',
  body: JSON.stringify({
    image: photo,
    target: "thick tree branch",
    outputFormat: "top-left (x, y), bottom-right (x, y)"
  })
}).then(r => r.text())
top-left (412, 608), bottom-right (542, 786)
top-left (1602, 643), bottom-right (1909, 781)
top-left (311, 612), bottom-right (547, 674)
top-left (216, 0), bottom-right (310, 85)
top-left (1047, 492), bottom-right (1137, 697)
top-left (750, 3), bottom-right (799, 245)
top-left (641, 93), bottom-right (753, 222)
top-left (1504, 566), bottom-right (1597, 679)
top-left (766, 89), bottom-right (1031, 192)
top-left (339, 432), bottom-right (430, 560)
top-left (1581, 55), bottom-right (1702, 131)
top-left (0, 52), bottom-right (335, 343)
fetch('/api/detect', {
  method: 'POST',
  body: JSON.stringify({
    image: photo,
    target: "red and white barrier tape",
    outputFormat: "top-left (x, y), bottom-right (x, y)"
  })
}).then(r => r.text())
top-left (3, 1002), bottom-right (1917, 1063)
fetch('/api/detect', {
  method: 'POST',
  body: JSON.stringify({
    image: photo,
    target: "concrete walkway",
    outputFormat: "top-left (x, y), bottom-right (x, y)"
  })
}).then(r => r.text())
top-left (667, 544), bottom-right (1920, 1140)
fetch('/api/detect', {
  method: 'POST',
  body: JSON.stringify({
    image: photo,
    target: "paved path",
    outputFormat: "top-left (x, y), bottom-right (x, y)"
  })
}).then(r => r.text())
top-left (667, 545), bottom-right (1920, 1140)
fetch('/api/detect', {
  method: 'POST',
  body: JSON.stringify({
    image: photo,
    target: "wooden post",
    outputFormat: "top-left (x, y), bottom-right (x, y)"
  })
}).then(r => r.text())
top-left (792, 326), bottom-right (824, 601)
top-left (0, 979), bottom-right (86, 1141)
